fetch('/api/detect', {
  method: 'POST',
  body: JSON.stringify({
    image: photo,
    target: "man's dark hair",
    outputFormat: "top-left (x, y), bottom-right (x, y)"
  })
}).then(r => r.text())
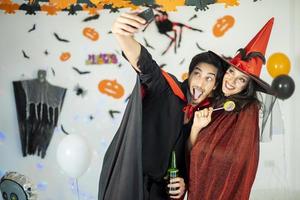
top-left (188, 52), bottom-right (227, 101)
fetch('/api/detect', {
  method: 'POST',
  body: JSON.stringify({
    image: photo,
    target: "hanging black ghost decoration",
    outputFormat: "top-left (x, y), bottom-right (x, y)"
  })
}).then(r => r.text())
top-left (13, 70), bottom-right (67, 158)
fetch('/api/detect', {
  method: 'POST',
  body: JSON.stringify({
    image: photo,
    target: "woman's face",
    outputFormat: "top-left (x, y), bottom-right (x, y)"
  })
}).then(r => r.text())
top-left (222, 66), bottom-right (250, 97)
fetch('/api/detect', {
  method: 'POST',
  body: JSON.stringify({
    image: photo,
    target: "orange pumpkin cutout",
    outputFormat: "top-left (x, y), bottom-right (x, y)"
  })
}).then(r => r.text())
top-left (98, 79), bottom-right (125, 99)
top-left (213, 15), bottom-right (235, 37)
top-left (83, 27), bottom-right (99, 41)
top-left (181, 72), bottom-right (188, 81)
top-left (60, 52), bottom-right (71, 61)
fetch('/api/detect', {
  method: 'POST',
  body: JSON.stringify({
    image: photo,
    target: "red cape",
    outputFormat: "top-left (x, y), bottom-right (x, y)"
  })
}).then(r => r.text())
top-left (188, 103), bottom-right (260, 200)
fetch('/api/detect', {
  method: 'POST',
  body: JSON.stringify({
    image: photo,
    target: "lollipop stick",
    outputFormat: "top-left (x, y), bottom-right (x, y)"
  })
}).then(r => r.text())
top-left (213, 107), bottom-right (224, 111)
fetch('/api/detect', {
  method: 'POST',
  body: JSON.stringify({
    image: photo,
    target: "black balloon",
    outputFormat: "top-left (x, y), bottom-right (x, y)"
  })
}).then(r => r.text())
top-left (271, 75), bottom-right (295, 100)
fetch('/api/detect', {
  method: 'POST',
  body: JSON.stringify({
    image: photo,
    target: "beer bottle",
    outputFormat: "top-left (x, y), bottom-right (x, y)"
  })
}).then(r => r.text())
top-left (168, 150), bottom-right (178, 192)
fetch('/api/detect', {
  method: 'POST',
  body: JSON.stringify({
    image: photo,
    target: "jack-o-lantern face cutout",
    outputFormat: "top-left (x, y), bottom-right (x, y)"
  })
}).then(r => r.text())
top-left (60, 52), bottom-right (71, 61)
top-left (98, 79), bottom-right (124, 99)
top-left (83, 27), bottom-right (99, 41)
top-left (213, 15), bottom-right (235, 37)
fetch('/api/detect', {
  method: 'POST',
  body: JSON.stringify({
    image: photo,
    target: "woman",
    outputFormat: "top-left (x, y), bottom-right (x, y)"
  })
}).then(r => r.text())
top-left (187, 18), bottom-right (275, 200)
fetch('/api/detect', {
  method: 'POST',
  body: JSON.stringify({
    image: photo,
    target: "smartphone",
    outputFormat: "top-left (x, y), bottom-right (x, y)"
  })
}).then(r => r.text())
top-left (137, 8), bottom-right (154, 23)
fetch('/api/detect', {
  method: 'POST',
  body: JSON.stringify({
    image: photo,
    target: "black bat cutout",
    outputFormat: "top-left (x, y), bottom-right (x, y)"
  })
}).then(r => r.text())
top-left (63, 4), bottom-right (83, 15)
top-left (53, 33), bottom-right (70, 43)
top-left (19, 3), bottom-right (41, 15)
top-left (22, 50), bottom-right (30, 59)
top-left (28, 24), bottom-right (36, 32)
top-left (61, 125), bottom-right (70, 135)
top-left (196, 42), bottom-right (205, 51)
top-left (72, 67), bottom-right (91, 75)
top-left (188, 14), bottom-right (198, 21)
top-left (109, 110), bottom-right (121, 119)
top-left (83, 14), bottom-right (100, 22)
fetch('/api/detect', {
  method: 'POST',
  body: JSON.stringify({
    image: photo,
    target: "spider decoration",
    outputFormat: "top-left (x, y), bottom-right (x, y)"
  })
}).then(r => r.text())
top-left (74, 84), bottom-right (87, 97)
top-left (152, 10), bottom-right (203, 55)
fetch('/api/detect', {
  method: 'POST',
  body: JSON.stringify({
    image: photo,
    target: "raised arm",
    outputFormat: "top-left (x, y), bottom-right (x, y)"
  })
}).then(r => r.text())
top-left (111, 13), bottom-right (146, 72)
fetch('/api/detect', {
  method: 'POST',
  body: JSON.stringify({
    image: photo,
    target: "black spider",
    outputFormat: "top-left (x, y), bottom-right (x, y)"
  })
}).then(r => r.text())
top-left (153, 10), bottom-right (203, 55)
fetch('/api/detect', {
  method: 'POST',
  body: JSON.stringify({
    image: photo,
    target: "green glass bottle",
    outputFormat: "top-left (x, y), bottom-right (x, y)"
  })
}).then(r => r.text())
top-left (168, 150), bottom-right (179, 192)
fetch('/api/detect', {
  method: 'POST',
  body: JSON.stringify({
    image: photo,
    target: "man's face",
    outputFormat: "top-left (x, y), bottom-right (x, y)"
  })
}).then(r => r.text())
top-left (188, 63), bottom-right (218, 105)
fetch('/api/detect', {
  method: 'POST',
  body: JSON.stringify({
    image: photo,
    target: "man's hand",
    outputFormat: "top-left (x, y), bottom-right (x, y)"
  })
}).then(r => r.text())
top-left (111, 12), bottom-right (146, 71)
top-left (112, 13), bottom-right (146, 36)
top-left (167, 177), bottom-right (185, 199)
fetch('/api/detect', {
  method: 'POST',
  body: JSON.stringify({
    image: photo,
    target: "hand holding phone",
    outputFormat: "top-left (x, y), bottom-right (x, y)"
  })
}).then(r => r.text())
top-left (137, 8), bottom-right (154, 23)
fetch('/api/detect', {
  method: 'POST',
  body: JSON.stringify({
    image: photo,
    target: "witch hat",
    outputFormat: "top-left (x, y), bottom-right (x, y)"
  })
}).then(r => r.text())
top-left (210, 17), bottom-right (275, 94)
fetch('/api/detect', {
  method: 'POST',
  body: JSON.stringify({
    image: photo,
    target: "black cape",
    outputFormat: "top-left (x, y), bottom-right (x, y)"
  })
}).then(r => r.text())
top-left (98, 76), bottom-right (143, 200)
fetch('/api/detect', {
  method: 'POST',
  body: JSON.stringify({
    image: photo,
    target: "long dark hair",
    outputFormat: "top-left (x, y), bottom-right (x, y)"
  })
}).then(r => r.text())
top-left (214, 78), bottom-right (262, 111)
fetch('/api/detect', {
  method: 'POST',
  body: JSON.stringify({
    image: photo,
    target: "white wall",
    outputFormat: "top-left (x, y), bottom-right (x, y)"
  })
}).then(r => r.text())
top-left (290, 0), bottom-right (300, 196)
top-left (0, 0), bottom-right (299, 199)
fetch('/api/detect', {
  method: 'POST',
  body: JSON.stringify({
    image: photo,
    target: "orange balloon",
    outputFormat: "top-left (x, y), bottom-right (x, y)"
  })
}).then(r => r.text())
top-left (267, 52), bottom-right (291, 78)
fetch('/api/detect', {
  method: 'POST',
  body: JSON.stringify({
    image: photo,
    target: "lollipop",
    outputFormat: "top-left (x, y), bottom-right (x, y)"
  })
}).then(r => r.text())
top-left (213, 100), bottom-right (235, 112)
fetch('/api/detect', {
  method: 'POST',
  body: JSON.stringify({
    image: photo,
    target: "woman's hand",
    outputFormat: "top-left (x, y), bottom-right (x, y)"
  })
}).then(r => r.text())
top-left (192, 107), bottom-right (213, 132)
top-left (188, 107), bottom-right (213, 150)
top-left (168, 177), bottom-right (186, 199)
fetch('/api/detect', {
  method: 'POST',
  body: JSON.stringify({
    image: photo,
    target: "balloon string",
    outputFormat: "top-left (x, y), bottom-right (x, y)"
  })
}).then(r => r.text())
top-left (76, 178), bottom-right (80, 200)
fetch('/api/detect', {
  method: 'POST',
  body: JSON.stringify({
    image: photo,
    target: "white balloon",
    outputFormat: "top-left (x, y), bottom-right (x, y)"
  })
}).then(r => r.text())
top-left (56, 134), bottom-right (91, 178)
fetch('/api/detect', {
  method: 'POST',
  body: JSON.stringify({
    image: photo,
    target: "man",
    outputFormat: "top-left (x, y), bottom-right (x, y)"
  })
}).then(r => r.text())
top-left (99, 12), bottom-right (227, 200)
